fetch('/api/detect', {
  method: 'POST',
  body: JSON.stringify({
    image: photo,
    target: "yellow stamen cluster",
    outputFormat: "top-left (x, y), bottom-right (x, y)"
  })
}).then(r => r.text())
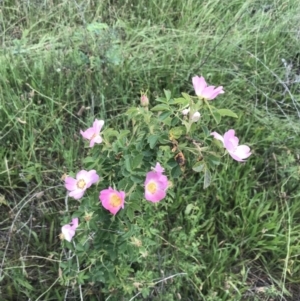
top-left (77, 179), bottom-right (86, 189)
top-left (109, 193), bottom-right (122, 207)
top-left (147, 182), bottom-right (157, 194)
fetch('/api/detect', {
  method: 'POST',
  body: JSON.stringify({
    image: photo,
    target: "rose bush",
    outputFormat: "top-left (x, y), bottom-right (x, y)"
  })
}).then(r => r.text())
top-left (59, 75), bottom-right (252, 298)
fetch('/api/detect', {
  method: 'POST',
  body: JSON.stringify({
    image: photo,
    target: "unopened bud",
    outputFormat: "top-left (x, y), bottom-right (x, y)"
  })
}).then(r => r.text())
top-left (182, 107), bottom-right (190, 115)
top-left (140, 94), bottom-right (149, 107)
top-left (191, 111), bottom-right (201, 122)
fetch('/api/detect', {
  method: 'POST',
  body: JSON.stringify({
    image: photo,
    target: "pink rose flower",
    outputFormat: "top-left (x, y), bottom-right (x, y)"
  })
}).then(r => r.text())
top-left (152, 162), bottom-right (165, 173)
top-left (211, 129), bottom-right (251, 162)
top-left (99, 187), bottom-right (125, 215)
top-left (144, 162), bottom-right (168, 202)
top-left (80, 119), bottom-right (104, 147)
top-left (61, 218), bottom-right (79, 242)
top-left (192, 76), bottom-right (224, 100)
top-left (65, 170), bottom-right (99, 200)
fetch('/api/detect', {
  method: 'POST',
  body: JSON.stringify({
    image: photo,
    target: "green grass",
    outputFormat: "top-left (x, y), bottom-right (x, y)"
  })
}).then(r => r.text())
top-left (1, 0), bottom-right (300, 300)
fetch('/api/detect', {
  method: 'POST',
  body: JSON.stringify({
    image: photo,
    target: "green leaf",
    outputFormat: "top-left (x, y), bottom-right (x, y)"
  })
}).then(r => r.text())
top-left (217, 109), bottom-right (238, 118)
top-left (201, 125), bottom-right (210, 137)
top-left (167, 159), bottom-right (178, 168)
top-left (185, 204), bottom-right (194, 215)
top-left (151, 104), bottom-right (170, 111)
top-left (119, 130), bottom-right (131, 138)
top-left (164, 89), bottom-right (171, 101)
top-left (203, 168), bottom-right (211, 189)
top-left (169, 126), bottom-right (184, 139)
top-left (204, 99), bottom-right (221, 124)
top-left (103, 128), bottom-right (119, 138)
top-left (125, 107), bottom-right (140, 117)
top-left (169, 97), bottom-right (189, 105)
top-left (129, 191), bottom-right (143, 203)
top-left (171, 165), bottom-right (182, 178)
top-left (16, 278), bottom-right (34, 291)
top-left (118, 178), bottom-right (134, 191)
top-left (147, 134), bottom-right (159, 149)
top-left (158, 133), bottom-right (169, 144)
top-left (126, 207), bottom-right (135, 222)
top-left (130, 202), bottom-right (142, 214)
top-left (181, 92), bottom-right (191, 101)
top-left (171, 116), bottom-right (180, 126)
top-left (161, 116), bottom-right (172, 126)
top-left (124, 155), bottom-right (132, 172)
top-left (76, 244), bottom-right (84, 251)
top-left (131, 154), bottom-right (143, 170)
top-left (181, 119), bottom-right (190, 132)
top-left (82, 156), bottom-right (95, 163)
top-left (192, 162), bottom-right (205, 172)
top-left (141, 287), bottom-right (150, 298)
top-left (155, 97), bottom-right (168, 103)
top-left (158, 111), bottom-right (172, 121)
top-left (206, 153), bottom-right (220, 166)
top-left (212, 110), bottom-right (221, 124)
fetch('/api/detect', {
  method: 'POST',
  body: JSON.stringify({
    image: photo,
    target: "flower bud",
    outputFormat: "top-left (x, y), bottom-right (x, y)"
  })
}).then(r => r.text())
top-left (140, 94), bottom-right (149, 107)
top-left (182, 107), bottom-right (190, 115)
top-left (191, 111), bottom-right (201, 122)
